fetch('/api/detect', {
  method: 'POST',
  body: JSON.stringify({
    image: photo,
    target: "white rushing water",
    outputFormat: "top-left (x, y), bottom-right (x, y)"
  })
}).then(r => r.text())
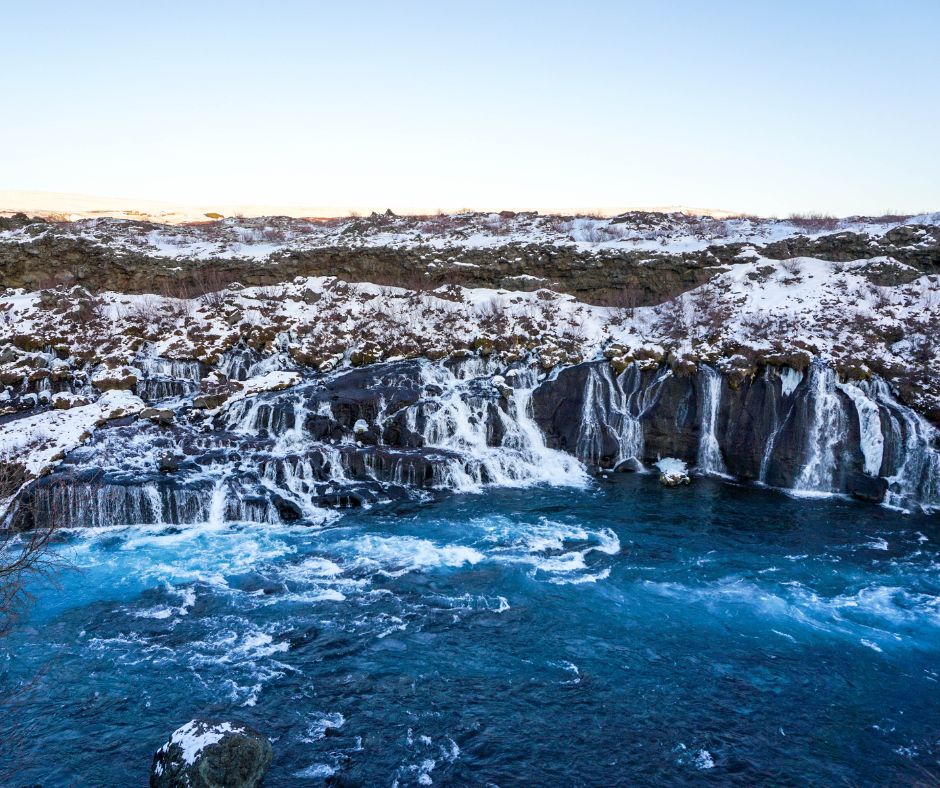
top-left (868, 380), bottom-right (940, 511)
top-left (794, 364), bottom-right (848, 494)
top-left (415, 362), bottom-right (588, 491)
top-left (696, 365), bottom-right (727, 476)
top-left (837, 380), bottom-right (886, 477)
top-left (576, 364), bottom-right (645, 471)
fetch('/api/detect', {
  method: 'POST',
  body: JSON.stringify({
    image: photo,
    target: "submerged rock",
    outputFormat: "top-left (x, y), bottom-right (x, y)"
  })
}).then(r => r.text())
top-left (150, 719), bottom-right (272, 788)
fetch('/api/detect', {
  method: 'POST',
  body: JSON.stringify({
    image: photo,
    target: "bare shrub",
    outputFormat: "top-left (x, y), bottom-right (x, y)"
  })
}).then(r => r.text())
top-left (73, 295), bottom-right (109, 324)
top-left (872, 287), bottom-right (893, 311)
top-left (657, 297), bottom-right (692, 342)
top-left (129, 295), bottom-right (167, 325)
top-left (193, 267), bottom-right (229, 308)
top-left (869, 212), bottom-right (912, 224)
top-left (257, 284), bottom-right (287, 301)
top-left (398, 269), bottom-right (432, 293)
top-left (476, 297), bottom-right (502, 317)
top-left (606, 287), bottom-right (643, 321)
top-left (692, 284), bottom-right (733, 337)
top-left (0, 464), bottom-right (66, 637)
top-left (261, 226), bottom-right (287, 242)
top-left (159, 281), bottom-right (197, 318)
top-left (781, 259), bottom-right (803, 276)
top-left (787, 212), bottom-right (840, 232)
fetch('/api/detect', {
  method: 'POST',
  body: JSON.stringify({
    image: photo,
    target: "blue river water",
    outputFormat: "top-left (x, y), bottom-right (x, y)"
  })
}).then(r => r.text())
top-left (2, 475), bottom-right (939, 786)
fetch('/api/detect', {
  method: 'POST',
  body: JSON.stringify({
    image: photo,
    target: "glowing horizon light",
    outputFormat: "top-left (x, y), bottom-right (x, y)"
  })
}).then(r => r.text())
top-left (1, 2), bottom-right (938, 217)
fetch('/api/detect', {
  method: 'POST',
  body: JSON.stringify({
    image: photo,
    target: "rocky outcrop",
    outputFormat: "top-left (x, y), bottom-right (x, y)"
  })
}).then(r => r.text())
top-left (761, 225), bottom-right (940, 281)
top-left (0, 233), bottom-right (719, 306)
top-left (150, 719), bottom-right (272, 788)
top-left (2, 216), bottom-right (937, 305)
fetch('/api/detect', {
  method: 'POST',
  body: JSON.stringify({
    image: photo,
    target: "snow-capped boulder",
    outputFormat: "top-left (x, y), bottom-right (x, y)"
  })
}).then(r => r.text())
top-left (150, 719), bottom-right (272, 788)
top-left (655, 458), bottom-right (691, 487)
top-left (91, 365), bottom-right (139, 392)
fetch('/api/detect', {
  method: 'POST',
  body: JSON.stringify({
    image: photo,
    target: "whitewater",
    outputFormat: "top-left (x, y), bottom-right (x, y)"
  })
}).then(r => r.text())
top-left (2, 474), bottom-right (939, 784)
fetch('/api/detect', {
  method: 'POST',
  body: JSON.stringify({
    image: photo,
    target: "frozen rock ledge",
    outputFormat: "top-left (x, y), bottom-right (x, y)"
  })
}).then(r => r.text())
top-left (150, 719), bottom-right (272, 788)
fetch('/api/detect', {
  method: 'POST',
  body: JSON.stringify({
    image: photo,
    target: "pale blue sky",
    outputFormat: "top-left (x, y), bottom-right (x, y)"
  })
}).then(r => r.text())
top-left (2, 0), bottom-right (938, 216)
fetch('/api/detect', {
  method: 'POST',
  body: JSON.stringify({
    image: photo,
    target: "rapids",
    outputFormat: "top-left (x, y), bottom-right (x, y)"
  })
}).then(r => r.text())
top-left (2, 475), bottom-right (939, 785)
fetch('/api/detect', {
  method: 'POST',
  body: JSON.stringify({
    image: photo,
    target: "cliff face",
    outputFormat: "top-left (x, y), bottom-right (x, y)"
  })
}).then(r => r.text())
top-left (0, 234), bottom-right (720, 306)
top-left (11, 355), bottom-right (938, 533)
top-left (532, 360), bottom-right (938, 507)
top-left (0, 210), bottom-right (938, 527)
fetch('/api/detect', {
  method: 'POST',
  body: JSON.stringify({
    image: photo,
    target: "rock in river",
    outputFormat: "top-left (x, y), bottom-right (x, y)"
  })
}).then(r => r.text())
top-left (150, 719), bottom-right (272, 788)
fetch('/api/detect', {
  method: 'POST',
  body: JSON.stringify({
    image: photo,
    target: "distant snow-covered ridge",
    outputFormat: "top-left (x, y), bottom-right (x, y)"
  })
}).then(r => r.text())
top-left (2, 209), bottom-right (939, 262)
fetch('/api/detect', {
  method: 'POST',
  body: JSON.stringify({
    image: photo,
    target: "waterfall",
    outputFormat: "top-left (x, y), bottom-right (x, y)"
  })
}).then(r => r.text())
top-left (793, 363), bottom-right (848, 494)
top-left (208, 477), bottom-right (227, 527)
top-left (869, 380), bottom-right (940, 511)
top-left (576, 364), bottom-right (644, 470)
top-left (133, 353), bottom-right (204, 402)
top-left (15, 352), bottom-right (940, 532)
top-left (837, 380), bottom-right (885, 477)
top-left (696, 366), bottom-right (727, 476)
top-left (413, 362), bottom-right (587, 491)
top-left (145, 484), bottom-right (164, 525)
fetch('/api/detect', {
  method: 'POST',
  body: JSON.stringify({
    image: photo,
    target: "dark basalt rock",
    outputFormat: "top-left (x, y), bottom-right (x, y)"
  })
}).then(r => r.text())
top-left (846, 472), bottom-right (889, 503)
top-left (150, 719), bottom-right (272, 788)
top-left (2, 222), bottom-right (936, 306)
top-left (532, 359), bottom-right (918, 501)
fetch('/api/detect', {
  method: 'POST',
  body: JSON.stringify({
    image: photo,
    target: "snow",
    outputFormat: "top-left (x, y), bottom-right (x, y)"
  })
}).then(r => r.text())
top-left (161, 720), bottom-right (244, 765)
top-left (224, 371), bottom-right (302, 406)
top-left (0, 389), bottom-right (144, 478)
top-left (2, 210), bottom-right (937, 262)
top-left (655, 458), bottom-right (690, 485)
top-left (0, 389), bottom-right (145, 515)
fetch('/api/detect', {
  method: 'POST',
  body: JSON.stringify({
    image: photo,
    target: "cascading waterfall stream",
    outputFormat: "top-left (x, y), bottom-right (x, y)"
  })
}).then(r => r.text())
top-left (793, 363), bottom-right (848, 494)
top-left (868, 380), bottom-right (940, 511)
top-left (696, 366), bottom-right (727, 476)
top-left (576, 364), bottom-right (645, 471)
top-left (759, 367), bottom-right (802, 484)
top-left (415, 362), bottom-right (587, 491)
top-left (837, 380), bottom-right (886, 477)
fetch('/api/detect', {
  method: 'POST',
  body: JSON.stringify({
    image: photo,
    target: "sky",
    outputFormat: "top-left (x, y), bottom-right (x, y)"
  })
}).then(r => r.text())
top-left (2, 0), bottom-right (939, 217)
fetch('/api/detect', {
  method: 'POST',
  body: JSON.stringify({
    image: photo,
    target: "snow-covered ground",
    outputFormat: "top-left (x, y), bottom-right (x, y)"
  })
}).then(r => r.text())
top-left (2, 210), bottom-right (939, 261)
top-left (0, 250), bottom-right (937, 420)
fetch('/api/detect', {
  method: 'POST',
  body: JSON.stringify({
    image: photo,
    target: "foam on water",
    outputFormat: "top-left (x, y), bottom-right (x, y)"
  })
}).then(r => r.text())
top-left (4, 477), bottom-right (940, 785)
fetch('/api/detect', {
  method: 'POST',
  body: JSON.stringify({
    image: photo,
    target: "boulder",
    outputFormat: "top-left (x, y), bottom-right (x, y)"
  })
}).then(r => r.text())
top-left (193, 391), bottom-right (232, 410)
top-left (846, 471), bottom-right (888, 503)
top-left (158, 452), bottom-right (182, 473)
top-left (92, 366), bottom-right (139, 392)
top-left (51, 392), bottom-right (93, 410)
top-left (141, 407), bottom-right (175, 424)
top-left (655, 457), bottom-right (691, 486)
top-left (150, 719), bottom-right (272, 788)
